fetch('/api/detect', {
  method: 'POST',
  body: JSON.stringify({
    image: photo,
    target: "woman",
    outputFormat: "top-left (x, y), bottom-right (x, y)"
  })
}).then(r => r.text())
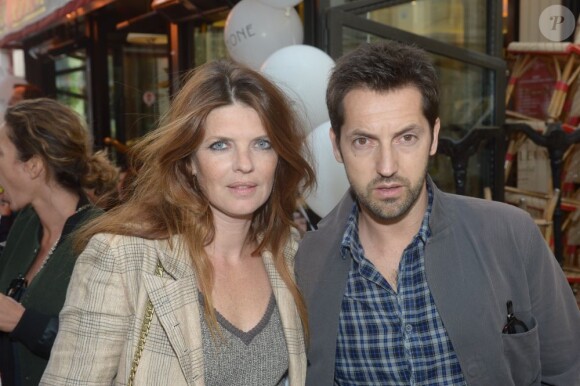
top-left (42, 60), bottom-right (315, 385)
top-left (0, 98), bottom-right (119, 386)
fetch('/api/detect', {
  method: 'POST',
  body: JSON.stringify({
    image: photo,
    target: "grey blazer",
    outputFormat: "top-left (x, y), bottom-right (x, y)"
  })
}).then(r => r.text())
top-left (296, 181), bottom-right (580, 386)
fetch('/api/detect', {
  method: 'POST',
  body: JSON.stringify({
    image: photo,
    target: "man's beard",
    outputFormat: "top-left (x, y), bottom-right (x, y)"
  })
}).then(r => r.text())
top-left (351, 167), bottom-right (428, 222)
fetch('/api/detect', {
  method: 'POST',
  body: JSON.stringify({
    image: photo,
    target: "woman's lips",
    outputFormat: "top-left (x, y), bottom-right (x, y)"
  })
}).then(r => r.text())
top-left (228, 183), bottom-right (257, 195)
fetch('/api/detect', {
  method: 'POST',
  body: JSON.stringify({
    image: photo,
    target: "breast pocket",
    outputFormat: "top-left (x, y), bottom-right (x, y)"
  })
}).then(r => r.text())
top-left (501, 316), bottom-right (541, 385)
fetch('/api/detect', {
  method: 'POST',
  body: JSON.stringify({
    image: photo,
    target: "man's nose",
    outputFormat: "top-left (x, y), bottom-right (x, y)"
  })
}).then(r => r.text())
top-left (376, 144), bottom-right (398, 178)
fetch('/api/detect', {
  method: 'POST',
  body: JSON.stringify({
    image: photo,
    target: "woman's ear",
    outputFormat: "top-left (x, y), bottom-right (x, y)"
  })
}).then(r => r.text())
top-left (24, 155), bottom-right (45, 179)
top-left (190, 156), bottom-right (198, 176)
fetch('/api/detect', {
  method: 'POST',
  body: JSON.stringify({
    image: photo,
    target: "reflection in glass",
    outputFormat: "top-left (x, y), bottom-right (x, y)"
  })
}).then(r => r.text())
top-left (429, 141), bottom-right (493, 197)
top-left (194, 23), bottom-right (228, 65)
top-left (121, 37), bottom-right (170, 146)
top-left (360, 0), bottom-right (487, 53)
top-left (55, 50), bottom-right (88, 121)
top-left (434, 53), bottom-right (494, 138)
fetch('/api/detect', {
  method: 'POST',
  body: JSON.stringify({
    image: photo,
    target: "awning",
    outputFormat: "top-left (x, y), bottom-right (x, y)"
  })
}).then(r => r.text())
top-left (0, 0), bottom-right (112, 47)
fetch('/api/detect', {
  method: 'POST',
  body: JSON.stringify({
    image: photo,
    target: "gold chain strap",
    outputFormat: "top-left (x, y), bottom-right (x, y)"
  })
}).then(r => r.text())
top-left (128, 261), bottom-right (164, 386)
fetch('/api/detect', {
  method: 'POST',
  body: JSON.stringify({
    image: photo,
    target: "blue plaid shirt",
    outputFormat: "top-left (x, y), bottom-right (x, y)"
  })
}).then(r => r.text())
top-left (335, 183), bottom-right (466, 385)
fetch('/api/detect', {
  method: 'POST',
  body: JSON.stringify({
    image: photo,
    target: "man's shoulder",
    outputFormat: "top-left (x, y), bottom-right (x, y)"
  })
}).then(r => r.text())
top-left (435, 189), bottom-right (536, 230)
top-left (299, 191), bottom-right (354, 246)
top-left (299, 211), bottom-right (349, 251)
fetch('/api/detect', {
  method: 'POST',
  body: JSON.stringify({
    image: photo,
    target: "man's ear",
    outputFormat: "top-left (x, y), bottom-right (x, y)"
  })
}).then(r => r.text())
top-left (430, 118), bottom-right (441, 156)
top-left (24, 155), bottom-right (45, 179)
top-left (329, 127), bottom-right (343, 163)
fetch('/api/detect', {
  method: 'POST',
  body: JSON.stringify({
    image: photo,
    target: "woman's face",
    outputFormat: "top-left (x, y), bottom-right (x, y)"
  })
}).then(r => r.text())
top-left (192, 103), bottom-right (278, 223)
top-left (0, 123), bottom-right (36, 211)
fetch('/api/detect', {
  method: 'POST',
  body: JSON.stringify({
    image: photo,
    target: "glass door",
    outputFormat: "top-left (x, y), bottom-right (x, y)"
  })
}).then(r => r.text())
top-left (327, 0), bottom-right (506, 199)
top-left (110, 33), bottom-right (170, 147)
top-left (55, 48), bottom-right (90, 122)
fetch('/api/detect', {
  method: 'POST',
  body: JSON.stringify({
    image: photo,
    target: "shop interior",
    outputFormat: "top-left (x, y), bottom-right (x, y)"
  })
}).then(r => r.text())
top-left (0, 0), bottom-right (578, 296)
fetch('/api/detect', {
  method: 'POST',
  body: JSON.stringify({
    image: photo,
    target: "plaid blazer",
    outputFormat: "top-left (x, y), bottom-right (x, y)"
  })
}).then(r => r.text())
top-left (41, 233), bottom-right (307, 385)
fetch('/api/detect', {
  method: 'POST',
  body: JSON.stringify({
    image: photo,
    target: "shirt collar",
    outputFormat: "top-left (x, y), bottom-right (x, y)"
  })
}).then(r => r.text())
top-left (340, 178), bottom-right (434, 260)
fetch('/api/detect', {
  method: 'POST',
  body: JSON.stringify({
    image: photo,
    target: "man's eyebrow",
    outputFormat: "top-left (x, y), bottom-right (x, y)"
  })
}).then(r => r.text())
top-left (346, 123), bottom-right (425, 139)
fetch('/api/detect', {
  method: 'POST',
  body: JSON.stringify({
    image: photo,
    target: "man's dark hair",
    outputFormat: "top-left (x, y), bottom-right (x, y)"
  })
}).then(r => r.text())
top-left (326, 40), bottom-right (440, 140)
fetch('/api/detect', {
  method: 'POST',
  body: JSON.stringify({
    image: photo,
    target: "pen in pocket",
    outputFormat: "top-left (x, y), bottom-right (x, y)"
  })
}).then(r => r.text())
top-left (502, 300), bottom-right (529, 334)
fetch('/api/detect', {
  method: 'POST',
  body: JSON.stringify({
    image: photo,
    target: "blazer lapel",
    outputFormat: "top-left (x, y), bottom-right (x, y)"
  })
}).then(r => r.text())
top-left (141, 238), bottom-right (205, 386)
top-left (425, 186), bottom-right (491, 375)
top-left (295, 190), bottom-right (354, 385)
top-left (262, 250), bottom-right (307, 386)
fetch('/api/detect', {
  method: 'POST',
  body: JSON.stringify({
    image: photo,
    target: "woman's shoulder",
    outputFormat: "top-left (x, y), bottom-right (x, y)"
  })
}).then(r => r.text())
top-left (79, 233), bottom-right (167, 273)
top-left (9, 205), bottom-right (38, 228)
top-left (84, 233), bottom-right (167, 255)
top-left (282, 228), bottom-right (301, 265)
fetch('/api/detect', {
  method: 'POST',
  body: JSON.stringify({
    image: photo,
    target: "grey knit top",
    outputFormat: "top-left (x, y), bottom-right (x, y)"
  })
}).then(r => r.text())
top-left (200, 293), bottom-right (289, 386)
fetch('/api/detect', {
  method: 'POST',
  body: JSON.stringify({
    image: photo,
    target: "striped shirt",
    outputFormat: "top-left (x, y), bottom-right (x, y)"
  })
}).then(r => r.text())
top-left (335, 183), bottom-right (466, 385)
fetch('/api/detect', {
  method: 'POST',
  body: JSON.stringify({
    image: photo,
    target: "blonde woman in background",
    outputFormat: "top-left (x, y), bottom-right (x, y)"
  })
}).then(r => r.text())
top-left (42, 60), bottom-right (315, 385)
top-left (0, 98), bottom-right (119, 386)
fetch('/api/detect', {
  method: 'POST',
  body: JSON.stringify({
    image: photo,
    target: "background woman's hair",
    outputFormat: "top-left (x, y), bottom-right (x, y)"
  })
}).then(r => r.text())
top-left (75, 60), bottom-right (315, 338)
top-left (4, 98), bottom-right (119, 201)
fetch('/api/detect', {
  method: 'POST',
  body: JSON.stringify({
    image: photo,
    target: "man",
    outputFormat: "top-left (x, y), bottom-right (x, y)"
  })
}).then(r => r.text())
top-left (295, 41), bottom-right (580, 386)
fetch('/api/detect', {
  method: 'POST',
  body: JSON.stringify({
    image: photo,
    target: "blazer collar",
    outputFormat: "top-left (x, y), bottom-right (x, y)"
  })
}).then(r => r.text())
top-left (426, 175), bottom-right (453, 236)
top-left (142, 237), bottom-right (204, 386)
top-left (144, 236), bottom-right (306, 385)
top-left (261, 243), bottom-right (307, 385)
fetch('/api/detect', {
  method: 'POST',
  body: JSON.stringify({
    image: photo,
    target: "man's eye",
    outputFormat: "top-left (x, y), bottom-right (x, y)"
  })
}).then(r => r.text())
top-left (209, 141), bottom-right (228, 151)
top-left (400, 134), bottom-right (417, 144)
top-left (354, 137), bottom-right (369, 146)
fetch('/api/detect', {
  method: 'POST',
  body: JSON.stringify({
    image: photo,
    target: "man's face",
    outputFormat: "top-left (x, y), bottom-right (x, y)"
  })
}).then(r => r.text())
top-left (331, 86), bottom-right (440, 223)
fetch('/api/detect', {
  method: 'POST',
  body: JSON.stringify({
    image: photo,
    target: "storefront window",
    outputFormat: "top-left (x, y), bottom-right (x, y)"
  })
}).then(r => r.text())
top-left (55, 50), bottom-right (88, 121)
top-left (123, 42), bottom-right (169, 144)
top-left (361, 0), bottom-right (487, 53)
top-left (110, 33), bottom-right (170, 148)
top-left (194, 22), bottom-right (228, 65)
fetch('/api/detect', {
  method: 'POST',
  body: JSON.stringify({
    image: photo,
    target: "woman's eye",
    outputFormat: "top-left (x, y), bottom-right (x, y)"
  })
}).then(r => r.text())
top-left (255, 138), bottom-right (272, 150)
top-left (209, 141), bottom-right (228, 151)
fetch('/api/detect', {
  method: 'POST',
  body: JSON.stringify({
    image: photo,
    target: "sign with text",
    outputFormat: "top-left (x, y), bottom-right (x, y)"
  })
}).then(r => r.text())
top-left (0, 0), bottom-right (91, 42)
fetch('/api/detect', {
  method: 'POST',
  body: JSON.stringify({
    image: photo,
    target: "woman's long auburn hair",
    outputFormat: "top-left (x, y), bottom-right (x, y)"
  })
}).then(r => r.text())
top-left (75, 60), bottom-right (315, 338)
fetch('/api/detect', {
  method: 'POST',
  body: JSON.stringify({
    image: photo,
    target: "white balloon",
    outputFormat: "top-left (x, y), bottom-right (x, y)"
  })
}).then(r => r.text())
top-left (257, 0), bottom-right (303, 8)
top-left (224, 0), bottom-right (303, 70)
top-left (261, 45), bottom-right (334, 132)
top-left (304, 121), bottom-right (350, 218)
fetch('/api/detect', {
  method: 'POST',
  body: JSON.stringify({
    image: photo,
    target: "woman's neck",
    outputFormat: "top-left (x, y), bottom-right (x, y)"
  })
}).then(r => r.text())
top-left (209, 211), bottom-right (255, 264)
top-left (32, 183), bottom-right (81, 238)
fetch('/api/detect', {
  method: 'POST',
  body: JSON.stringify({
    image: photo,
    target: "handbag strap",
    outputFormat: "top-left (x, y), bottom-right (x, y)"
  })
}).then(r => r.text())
top-left (128, 261), bottom-right (164, 386)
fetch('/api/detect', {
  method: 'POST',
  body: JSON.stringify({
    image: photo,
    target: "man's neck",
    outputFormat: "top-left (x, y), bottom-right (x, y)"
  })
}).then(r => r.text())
top-left (356, 186), bottom-right (429, 288)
